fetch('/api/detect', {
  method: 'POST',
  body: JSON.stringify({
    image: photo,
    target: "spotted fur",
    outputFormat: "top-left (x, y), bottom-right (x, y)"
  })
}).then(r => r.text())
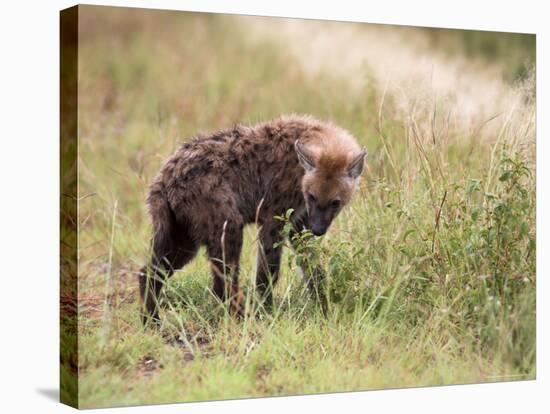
top-left (139, 114), bottom-right (366, 324)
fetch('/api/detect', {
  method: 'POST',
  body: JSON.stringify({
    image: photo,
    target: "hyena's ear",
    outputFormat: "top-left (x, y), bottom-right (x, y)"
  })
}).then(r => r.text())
top-left (347, 149), bottom-right (367, 179)
top-left (295, 141), bottom-right (316, 172)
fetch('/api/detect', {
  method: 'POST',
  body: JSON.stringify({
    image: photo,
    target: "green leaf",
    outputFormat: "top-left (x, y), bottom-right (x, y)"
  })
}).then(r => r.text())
top-left (499, 171), bottom-right (512, 181)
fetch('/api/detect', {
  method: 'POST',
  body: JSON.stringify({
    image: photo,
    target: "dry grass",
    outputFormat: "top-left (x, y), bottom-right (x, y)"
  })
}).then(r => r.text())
top-left (244, 16), bottom-right (534, 144)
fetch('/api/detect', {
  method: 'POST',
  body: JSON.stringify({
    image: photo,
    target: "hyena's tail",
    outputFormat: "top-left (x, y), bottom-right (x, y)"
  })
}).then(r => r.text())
top-left (140, 181), bottom-right (199, 325)
top-left (139, 180), bottom-right (176, 325)
top-left (146, 180), bottom-right (198, 269)
top-left (147, 181), bottom-right (177, 261)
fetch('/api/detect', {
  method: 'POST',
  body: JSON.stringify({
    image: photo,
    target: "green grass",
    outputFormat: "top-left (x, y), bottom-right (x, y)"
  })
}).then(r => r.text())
top-left (70, 6), bottom-right (536, 408)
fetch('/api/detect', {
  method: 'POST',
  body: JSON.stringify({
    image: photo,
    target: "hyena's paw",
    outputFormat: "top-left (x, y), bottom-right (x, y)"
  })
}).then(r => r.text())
top-left (141, 312), bottom-right (162, 329)
top-left (229, 296), bottom-right (246, 319)
top-left (256, 292), bottom-right (274, 312)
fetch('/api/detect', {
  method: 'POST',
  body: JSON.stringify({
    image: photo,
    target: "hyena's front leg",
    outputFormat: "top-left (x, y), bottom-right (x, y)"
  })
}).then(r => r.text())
top-left (256, 220), bottom-right (284, 309)
top-left (289, 216), bottom-right (328, 315)
top-left (206, 220), bottom-right (244, 316)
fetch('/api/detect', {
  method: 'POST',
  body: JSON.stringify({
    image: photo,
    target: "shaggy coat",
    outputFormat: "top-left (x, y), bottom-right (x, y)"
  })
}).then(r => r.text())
top-left (139, 114), bottom-right (366, 323)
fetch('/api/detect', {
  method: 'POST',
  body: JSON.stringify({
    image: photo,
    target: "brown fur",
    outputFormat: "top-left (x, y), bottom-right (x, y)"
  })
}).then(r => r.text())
top-left (139, 114), bottom-right (366, 324)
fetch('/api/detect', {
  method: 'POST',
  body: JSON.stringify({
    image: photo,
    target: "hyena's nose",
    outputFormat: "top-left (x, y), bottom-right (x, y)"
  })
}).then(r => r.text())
top-left (311, 224), bottom-right (328, 236)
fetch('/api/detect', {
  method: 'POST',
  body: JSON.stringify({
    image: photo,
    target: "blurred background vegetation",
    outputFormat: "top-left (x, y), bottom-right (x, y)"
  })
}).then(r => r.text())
top-left (423, 28), bottom-right (535, 82)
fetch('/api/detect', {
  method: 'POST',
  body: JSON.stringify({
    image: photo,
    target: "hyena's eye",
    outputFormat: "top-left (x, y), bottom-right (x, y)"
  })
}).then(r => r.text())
top-left (307, 193), bottom-right (317, 204)
top-left (330, 199), bottom-right (341, 209)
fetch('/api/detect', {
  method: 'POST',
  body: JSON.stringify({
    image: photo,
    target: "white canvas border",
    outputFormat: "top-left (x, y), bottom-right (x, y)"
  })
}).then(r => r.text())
top-left (0, 0), bottom-right (546, 412)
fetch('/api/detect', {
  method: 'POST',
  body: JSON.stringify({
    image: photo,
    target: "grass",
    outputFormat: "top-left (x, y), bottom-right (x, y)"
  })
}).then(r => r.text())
top-left (422, 27), bottom-right (536, 82)
top-left (67, 6), bottom-right (536, 408)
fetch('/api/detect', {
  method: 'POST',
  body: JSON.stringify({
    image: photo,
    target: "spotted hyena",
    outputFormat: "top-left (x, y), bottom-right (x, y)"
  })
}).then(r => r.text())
top-left (139, 114), bottom-right (366, 324)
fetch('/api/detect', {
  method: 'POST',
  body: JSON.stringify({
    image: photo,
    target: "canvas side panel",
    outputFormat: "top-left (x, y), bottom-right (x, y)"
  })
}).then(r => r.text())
top-left (60, 5), bottom-right (79, 409)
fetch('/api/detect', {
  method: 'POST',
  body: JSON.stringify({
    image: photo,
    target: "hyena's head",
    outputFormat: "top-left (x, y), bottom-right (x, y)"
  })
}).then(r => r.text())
top-left (295, 138), bottom-right (367, 236)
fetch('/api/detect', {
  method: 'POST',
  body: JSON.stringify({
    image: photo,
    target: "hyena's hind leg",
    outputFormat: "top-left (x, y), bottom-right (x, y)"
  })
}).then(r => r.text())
top-left (139, 218), bottom-right (199, 326)
top-left (206, 219), bottom-right (245, 316)
top-left (255, 220), bottom-right (284, 310)
top-left (289, 216), bottom-right (328, 315)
